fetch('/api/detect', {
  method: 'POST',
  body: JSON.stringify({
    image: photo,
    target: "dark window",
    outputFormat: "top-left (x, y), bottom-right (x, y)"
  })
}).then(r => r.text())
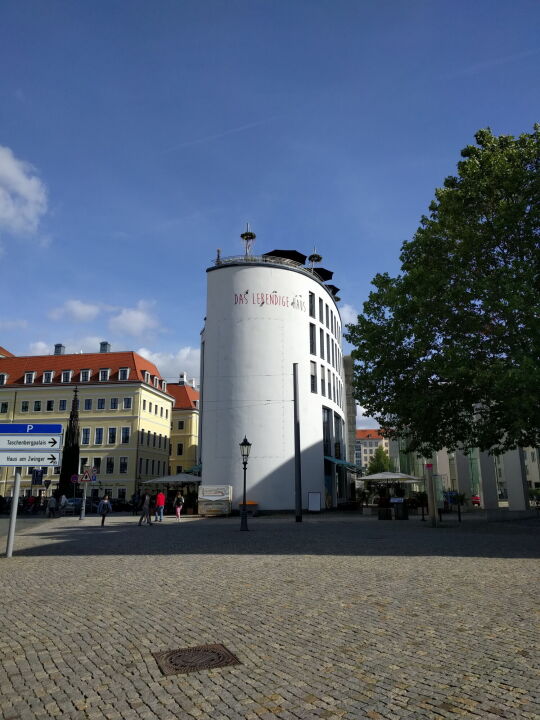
top-left (34, 401), bottom-right (41, 412)
top-left (108, 427), bottom-right (116, 444)
top-left (309, 292), bottom-right (315, 317)
top-left (97, 398), bottom-right (105, 410)
top-left (177, 420), bottom-right (185, 430)
top-left (319, 328), bottom-right (324, 359)
top-left (106, 457), bottom-right (114, 474)
top-left (0, 402), bottom-right (7, 414)
top-left (121, 427), bottom-right (130, 444)
top-left (177, 443), bottom-right (184, 455)
top-left (319, 297), bottom-right (323, 321)
top-left (309, 323), bottom-right (316, 355)
top-left (310, 361), bottom-right (317, 393)
top-left (119, 457), bottom-right (128, 474)
top-left (21, 401), bottom-right (29, 412)
top-left (110, 398), bottom-right (118, 410)
top-left (59, 400), bottom-right (67, 411)
top-left (95, 428), bottom-right (103, 445)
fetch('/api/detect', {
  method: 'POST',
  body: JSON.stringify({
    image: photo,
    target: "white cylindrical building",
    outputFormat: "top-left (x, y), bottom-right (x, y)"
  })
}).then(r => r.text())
top-left (200, 246), bottom-right (348, 511)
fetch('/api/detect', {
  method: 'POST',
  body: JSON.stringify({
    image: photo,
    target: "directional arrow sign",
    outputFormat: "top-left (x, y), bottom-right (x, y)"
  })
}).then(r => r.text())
top-left (0, 451), bottom-right (61, 466)
top-left (0, 435), bottom-right (63, 451)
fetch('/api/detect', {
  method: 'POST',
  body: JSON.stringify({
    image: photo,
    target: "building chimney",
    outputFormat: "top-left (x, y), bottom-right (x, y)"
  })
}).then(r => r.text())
top-left (54, 344), bottom-right (65, 356)
top-left (190, 378), bottom-right (197, 389)
top-left (100, 341), bottom-right (111, 353)
top-left (179, 372), bottom-right (187, 385)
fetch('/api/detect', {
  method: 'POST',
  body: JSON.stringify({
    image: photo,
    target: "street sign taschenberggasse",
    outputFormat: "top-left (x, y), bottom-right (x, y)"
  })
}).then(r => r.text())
top-left (0, 424), bottom-right (63, 467)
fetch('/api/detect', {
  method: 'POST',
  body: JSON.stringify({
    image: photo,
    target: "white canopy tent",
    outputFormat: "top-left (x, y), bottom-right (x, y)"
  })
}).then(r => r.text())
top-left (361, 471), bottom-right (423, 483)
top-left (141, 473), bottom-right (201, 485)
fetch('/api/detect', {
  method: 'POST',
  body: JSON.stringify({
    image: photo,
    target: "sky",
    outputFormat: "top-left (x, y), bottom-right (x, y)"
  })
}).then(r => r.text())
top-left (0, 0), bottom-right (538, 427)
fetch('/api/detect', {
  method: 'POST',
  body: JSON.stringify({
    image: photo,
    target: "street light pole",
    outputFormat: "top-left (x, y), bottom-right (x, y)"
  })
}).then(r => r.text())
top-left (239, 436), bottom-right (252, 531)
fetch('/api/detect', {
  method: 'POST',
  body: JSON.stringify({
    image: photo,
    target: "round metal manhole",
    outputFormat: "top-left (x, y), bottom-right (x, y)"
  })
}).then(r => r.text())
top-left (152, 643), bottom-right (241, 675)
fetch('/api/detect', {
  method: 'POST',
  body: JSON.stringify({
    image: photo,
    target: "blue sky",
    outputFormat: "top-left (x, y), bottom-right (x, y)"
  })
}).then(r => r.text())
top-left (0, 1), bottom-right (538, 424)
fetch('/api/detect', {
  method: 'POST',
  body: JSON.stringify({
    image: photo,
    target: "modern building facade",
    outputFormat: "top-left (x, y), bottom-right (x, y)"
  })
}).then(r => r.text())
top-left (168, 373), bottom-right (200, 475)
top-left (200, 241), bottom-right (349, 511)
top-left (0, 343), bottom-right (173, 499)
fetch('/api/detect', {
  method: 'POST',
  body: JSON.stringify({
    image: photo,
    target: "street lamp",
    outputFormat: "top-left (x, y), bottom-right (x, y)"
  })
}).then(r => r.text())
top-left (239, 436), bottom-right (252, 531)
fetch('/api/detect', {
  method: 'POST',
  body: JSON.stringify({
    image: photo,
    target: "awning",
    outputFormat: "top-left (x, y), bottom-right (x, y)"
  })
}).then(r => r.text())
top-left (142, 473), bottom-right (201, 485)
top-left (324, 456), bottom-right (364, 473)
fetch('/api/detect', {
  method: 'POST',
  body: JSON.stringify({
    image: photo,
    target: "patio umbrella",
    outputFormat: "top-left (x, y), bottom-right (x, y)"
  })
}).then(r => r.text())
top-left (141, 473), bottom-right (201, 485)
top-left (361, 471), bottom-right (423, 482)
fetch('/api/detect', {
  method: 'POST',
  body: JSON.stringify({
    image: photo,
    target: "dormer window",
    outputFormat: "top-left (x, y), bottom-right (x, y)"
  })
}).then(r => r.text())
top-left (43, 371), bottom-right (54, 384)
top-left (118, 367), bottom-right (130, 381)
top-left (99, 368), bottom-right (110, 382)
top-left (24, 372), bottom-right (36, 384)
top-left (80, 369), bottom-right (91, 382)
top-left (161, 381), bottom-right (167, 393)
top-left (153, 376), bottom-right (159, 388)
top-left (0, 374), bottom-right (7, 386)
top-left (61, 370), bottom-right (72, 383)
top-left (144, 371), bottom-right (151, 384)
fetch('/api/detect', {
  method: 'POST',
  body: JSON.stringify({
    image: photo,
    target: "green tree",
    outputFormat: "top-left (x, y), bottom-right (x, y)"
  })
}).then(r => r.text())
top-left (366, 446), bottom-right (391, 474)
top-left (346, 126), bottom-right (540, 455)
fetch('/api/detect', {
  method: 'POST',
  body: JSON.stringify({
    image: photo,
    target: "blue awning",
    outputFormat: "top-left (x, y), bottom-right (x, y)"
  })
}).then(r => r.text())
top-left (324, 456), bottom-right (363, 473)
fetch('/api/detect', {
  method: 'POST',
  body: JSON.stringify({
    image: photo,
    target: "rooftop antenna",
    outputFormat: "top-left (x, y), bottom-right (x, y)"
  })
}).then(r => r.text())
top-left (307, 246), bottom-right (322, 271)
top-left (240, 223), bottom-right (256, 257)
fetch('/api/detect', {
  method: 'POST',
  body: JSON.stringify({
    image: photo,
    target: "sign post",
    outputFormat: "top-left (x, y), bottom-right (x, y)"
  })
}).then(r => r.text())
top-left (0, 424), bottom-right (63, 558)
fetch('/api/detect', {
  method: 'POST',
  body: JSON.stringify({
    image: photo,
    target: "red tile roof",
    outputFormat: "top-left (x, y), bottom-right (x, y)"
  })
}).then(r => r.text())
top-left (168, 383), bottom-right (199, 410)
top-left (356, 429), bottom-right (384, 440)
top-left (0, 351), bottom-right (167, 388)
top-left (0, 347), bottom-right (14, 357)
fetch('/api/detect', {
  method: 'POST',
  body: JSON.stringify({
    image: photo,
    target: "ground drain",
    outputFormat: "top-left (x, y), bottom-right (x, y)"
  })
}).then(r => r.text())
top-left (152, 644), bottom-right (241, 675)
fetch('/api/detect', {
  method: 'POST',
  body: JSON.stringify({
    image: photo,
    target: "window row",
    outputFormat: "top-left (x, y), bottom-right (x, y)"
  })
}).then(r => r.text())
top-left (138, 456), bottom-right (167, 477)
top-left (81, 397), bottom-right (133, 411)
top-left (139, 429), bottom-right (170, 450)
top-left (309, 323), bottom-right (342, 374)
top-left (141, 398), bottom-right (169, 419)
top-left (81, 426), bottom-right (131, 445)
top-left (310, 362), bottom-right (343, 407)
top-left (0, 368), bottom-right (167, 392)
top-left (308, 293), bottom-right (341, 339)
top-left (0, 396), bottom-right (135, 414)
top-left (78, 457), bottom-right (129, 474)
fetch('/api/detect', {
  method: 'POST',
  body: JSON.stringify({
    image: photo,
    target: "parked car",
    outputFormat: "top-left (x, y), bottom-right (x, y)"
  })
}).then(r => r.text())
top-left (471, 495), bottom-right (481, 506)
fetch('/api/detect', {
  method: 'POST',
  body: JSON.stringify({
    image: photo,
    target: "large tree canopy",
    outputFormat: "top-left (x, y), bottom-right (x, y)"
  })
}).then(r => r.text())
top-left (345, 126), bottom-right (540, 455)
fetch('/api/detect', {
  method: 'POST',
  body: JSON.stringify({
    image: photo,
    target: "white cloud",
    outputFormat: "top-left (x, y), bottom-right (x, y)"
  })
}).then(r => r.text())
top-left (137, 346), bottom-right (201, 384)
top-left (28, 336), bottom-right (105, 356)
top-left (356, 403), bottom-right (379, 430)
top-left (29, 341), bottom-right (50, 355)
top-left (0, 145), bottom-right (47, 235)
top-left (49, 299), bottom-right (101, 322)
top-left (109, 300), bottom-right (160, 337)
top-left (340, 302), bottom-right (359, 327)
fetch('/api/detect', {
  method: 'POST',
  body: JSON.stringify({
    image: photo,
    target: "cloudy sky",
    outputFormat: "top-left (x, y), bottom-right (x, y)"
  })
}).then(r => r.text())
top-left (0, 1), bottom-right (538, 427)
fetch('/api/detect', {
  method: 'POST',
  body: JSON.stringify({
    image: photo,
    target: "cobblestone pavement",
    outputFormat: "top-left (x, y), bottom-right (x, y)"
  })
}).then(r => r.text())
top-left (1, 513), bottom-right (539, 720)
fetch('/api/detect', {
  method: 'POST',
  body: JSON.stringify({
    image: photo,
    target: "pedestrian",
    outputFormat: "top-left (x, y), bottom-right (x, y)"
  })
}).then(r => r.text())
top-left (131, 491), bottom-right (140, 516)
top-left (138, 493), bottom-right (152, 526)
top-left (97, 495), bottom-right (112, 526)
top-left (47, 495), bottom-right (57, 518)
top-left (173, 492), bottom-right (185, 521)
top-left (154, 489), bottom-right (166, 522)
top-left (58, 494), bottom-right (68, 516)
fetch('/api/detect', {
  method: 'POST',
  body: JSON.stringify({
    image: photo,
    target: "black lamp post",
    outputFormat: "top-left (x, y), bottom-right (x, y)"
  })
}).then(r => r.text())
top-left (239, 436), bottom-right (252, 531)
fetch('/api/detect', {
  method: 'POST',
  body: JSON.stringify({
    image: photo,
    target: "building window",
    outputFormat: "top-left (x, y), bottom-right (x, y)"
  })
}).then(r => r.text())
top-left (93, 458), bottom-right (101, 473)
top-left (119, 457), bottom-right (128, 474)
top-left (25, 372), bottom-right (35, 384)
top-left (123, 397), bottom-right (132, 410)
top-left (176, 466), bottom-right (183, 474)
top-left (325, 304), bottom-right (329, 328)
top-left (153, 432), bottom-right (156, 447)
top-left (326, 334), bottom-right (330, 364)
top-left (309, 323), bottom-right (316, 355)
top-left (106, 457), bottom-right (114, 474)
top-left (0, 374), bottom-right (6, 385)
top-left (144, 371), bottom-right (151, 384)
top-left (160, 407), bottom-right (163, 417)
top-left (79, 457), bottom-right (88, 473)
top-left (142, 399), bottom-right (146, 411)
top-left (34, 400), bottom-right (41, 412)
top-left (95, 428), bottom-right (103, 445)
top-left (177, 443), bottom-right (184, 455)
top-left (153, 376), bottom-right (159, 388)
top-left (46, 400), bottom-right (54, 412)
top-left (140, 429), bottom-right (145, 444)
top-left (310, 361), bottom-right (317, 393)
top-left (155, 405), bottom-right (158, 415)
top-left (110, 398), bottom-right (118, 410)
top-left (177, 420), bottom-right (185, 430)
top-left (84, 399), bottom-right (92, 411)
top-left (97, 398), bottom-right (105, 410)
top-left (118, 367), bottom-right (130, 381)
top-left (59, 399), bottom-right (67, 411)
top-left (118, 488), bottom-right (126, 500)
top-left (162, 381), bottom-right (167, 393)
top-left (327, 370), bottom-right (331, 400)
top-left (319, 328), bottom-right (324, 359)
top-left (321, 365), bottom-right (325, 396)
top-left (121, 427), bottom-right (130, 444)
top-left (43, 371), bottom-right (53, 384)
top-left (99, 369), bottom-right (110, 382)
top-left (80, 369), bottom-right (91, 382)
top-left (309, 292), bottom-right (315, 317)
top-left (108, 427), bottom-right (117, 444)
top-left (0, 402), bottom-right (7, 414)
top-left (145, 458), bottom-right (149, 474)
top-left (81, 428), bottom-right (90, 445)
top-left (319, 298), bottom-right (323, 322)
top-left (61, 370), bottom-right (72, 383)
top-left (21, 401), bottom-right (29, 413)
top-left (149, 402), bottom-right (152, 413)
top-left (165, 409), bottom-right (168, 419)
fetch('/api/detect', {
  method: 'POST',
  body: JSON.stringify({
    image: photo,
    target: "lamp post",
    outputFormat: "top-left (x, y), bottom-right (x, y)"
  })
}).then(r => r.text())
top-left (239, 436), bottom-right (252, 531)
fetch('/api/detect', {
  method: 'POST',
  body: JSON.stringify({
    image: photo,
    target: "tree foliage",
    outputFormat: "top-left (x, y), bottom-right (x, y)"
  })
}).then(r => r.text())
top-left (346, 126), bottom-right (540, 455)
top-left (366, 446), bottom-right (391, 474)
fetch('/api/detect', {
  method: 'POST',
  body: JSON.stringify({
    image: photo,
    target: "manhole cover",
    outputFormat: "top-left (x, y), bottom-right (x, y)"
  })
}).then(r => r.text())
top-left (152, 644), bottom-right (241, 675)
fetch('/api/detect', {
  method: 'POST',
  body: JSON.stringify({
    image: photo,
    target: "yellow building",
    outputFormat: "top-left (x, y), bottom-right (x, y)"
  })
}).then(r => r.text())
top-left (0, 342), bottom-right (173, 501)
top-left (168, 374), bottom-right (200, 475)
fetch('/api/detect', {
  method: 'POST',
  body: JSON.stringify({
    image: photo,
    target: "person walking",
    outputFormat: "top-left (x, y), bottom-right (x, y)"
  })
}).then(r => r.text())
top-left (154, 490), bottom-right (166, 522)
top-left (47, 494), bottom-right (57, 518)
top-left (173, 492), bottom-right (185, 521)
top-left (138, 493), bottom-right (152, 526)
top-left (97, 495), bottom-right (112, 526)
top-left (131, 491), bottom-right (140, 516)
top-left (58, 494), bottom-right (68, 516)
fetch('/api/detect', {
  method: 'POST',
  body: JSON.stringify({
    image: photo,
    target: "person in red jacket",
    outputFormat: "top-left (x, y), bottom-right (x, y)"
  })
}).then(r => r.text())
top-left (154, 490), bottom-right (166, 522)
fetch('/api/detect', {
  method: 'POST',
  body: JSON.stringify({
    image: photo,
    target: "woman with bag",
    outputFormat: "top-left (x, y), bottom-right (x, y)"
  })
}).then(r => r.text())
top-left (97, 495), bottom-right (112, 526)
top-left (173, 492), bottom-right (184, 522)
